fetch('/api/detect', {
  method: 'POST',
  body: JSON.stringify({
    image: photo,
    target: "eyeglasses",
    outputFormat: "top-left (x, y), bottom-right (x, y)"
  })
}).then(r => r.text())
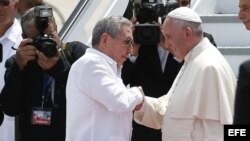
top-left (116, 36), bottom-right (134, 47)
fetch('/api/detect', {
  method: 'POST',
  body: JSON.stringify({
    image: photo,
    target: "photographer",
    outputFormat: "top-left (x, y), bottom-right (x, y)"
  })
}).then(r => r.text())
top-left (0, 5), bottom-right (88, 141)
top-left (122, 0), bottom-right (182, 141)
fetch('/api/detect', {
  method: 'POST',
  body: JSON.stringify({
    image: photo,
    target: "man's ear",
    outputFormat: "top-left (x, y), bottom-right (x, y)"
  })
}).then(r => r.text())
top-left (100, 33), bottom-right (111, 48)
top-left (101, 33), bottom-right (108, 43)
top-left (184, 26), bottom-right (192, 38)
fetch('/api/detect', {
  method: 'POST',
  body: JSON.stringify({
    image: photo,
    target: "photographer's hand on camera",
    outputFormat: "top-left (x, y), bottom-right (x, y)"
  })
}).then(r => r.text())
top-left (15, 38), bottom-right (60, 70)
top-left (36, 49), bottom-right (60, 70)
top-left (15, 38), bottom-right (37, 70)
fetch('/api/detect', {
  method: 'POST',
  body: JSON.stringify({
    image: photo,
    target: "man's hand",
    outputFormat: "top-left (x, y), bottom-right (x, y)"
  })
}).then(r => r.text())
top-left (134, 102), bottom-right (143, 111)
top-left (15, 38), bottom-right (36, 70)
top-left (134, 86), bottom-right (145, 111)
top-left (36, 50), bottom-right (60, 70)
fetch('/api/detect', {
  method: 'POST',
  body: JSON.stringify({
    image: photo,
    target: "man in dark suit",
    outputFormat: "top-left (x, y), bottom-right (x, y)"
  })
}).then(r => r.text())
top-left (203, 32), bottom-right (217, 47)
top-left (233, 0), bottom-right (250, 125)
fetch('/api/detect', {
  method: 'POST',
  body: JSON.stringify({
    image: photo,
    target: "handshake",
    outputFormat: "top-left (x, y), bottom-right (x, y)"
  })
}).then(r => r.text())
top-left (134, 86), bottom-right (145, 111)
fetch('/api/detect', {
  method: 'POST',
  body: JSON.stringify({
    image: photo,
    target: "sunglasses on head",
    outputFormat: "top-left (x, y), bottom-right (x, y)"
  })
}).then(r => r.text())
top-left (180, 1), bottom-right (190, 6)
top-left (0, 0), bottom-right (10, 6)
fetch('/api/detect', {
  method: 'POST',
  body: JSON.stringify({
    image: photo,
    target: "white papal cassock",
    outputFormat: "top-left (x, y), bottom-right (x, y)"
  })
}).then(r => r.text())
top-left (134, 38), bottom-right (236, 141)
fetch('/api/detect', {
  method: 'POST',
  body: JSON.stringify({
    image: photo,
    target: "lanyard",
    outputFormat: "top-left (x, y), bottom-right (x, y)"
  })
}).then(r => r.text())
top-left (0, 43), bottom-right (2, 63)
top-left (41, 73), bottom-right (52, 109)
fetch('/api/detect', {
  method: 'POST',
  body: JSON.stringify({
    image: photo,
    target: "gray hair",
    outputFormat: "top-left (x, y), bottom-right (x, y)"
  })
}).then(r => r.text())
top-left (172, 18), bottom-right (203, 37)
top-left (21, 5), bottom-right (57, 37)
top-left (91, 15), bottom-right (133, 48)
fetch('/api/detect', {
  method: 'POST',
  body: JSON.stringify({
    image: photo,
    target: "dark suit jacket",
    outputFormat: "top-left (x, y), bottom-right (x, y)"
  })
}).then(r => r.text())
top-left (234, 60), bottom-right (250, 124)
top-left (0, 106), bottom-right (3, 126)
top-left (203, 32), bottom-right (217, 47)
top-left (122, 44), bottom-right (183, 141)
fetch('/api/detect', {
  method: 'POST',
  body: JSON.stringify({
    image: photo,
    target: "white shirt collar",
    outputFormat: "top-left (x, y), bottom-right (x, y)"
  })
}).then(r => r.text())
top-left (0, 19), bottom-right (22, 44)
top-left (87, 48), bottom-right (121, 76)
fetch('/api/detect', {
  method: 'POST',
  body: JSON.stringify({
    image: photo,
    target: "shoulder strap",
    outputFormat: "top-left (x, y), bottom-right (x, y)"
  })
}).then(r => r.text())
top-left (61, 43), bottom-right (74, 65)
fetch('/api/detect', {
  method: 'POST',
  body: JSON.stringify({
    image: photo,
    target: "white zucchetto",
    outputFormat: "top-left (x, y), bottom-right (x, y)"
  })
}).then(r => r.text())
top-left (168, 7), bottom-right (202, 23)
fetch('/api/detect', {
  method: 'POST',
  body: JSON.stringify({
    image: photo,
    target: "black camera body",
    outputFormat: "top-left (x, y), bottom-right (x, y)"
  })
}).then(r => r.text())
top-left (133, 24), bottom-right (160, 45)
top-left (135, 0), bottom-right (179, 24)
top-left (31, 6), bottom-right (57, 58)
top-left (134, 0), bottom-right (179, 45)
top-left (31, 35), bottom-right (58, 58)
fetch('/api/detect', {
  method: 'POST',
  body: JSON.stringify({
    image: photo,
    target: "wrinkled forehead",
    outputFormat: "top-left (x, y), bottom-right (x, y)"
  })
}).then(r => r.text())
top-left (162, 17), bottom-right (174, 31)
top-left (239, 0), bottom-right (250, 7)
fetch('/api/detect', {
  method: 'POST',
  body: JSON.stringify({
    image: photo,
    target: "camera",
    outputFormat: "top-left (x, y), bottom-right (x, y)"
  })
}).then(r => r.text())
top-left (32, 35), bottom-right (58, 58)
top-left (133, 24), bottom-right (160, 45)
top-left (30, 6), bottom-right (57, 58)
top-left (135, 0), bottom-right (179, 24)
top-left (134, 0), bottom-right (179, 45)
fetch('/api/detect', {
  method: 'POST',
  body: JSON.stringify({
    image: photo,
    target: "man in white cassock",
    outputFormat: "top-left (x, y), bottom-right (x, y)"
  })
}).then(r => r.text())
top-left (134, 7), bottom-right (236, 141)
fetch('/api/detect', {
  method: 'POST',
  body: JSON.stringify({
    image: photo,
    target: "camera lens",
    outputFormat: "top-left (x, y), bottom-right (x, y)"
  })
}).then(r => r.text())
top-left (40, 41), bottom-right (57, 58)
top-left (139, 28), bottom-right (154, 40)
top-left (134, 24), bottom-right (160, 45)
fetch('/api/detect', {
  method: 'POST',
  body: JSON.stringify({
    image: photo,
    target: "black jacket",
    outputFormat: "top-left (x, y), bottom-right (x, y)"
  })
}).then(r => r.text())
top-left (0, 105), bottom-right (3, 126)
top-left (203, 32), bottom-right (217, 47)
top-left (0, 41), bottom-right (88, 141)
top-left (234, 60), bottom-right (250, 125)
top-left (122, 44), bottom-right (183, 141)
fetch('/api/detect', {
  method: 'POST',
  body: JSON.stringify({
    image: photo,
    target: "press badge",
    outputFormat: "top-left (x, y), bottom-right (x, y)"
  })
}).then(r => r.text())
top-left (31, 107), bottom-right (52, 125)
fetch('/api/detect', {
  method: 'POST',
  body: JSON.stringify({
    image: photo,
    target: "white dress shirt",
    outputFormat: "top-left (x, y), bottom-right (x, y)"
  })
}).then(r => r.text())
top-left (0, 18), bottom-right (23, 141)
top-left (66, 48), bottom-right (143, 141)
top-left (134, 38), bottom-right (236, 141)
top-left (0, 19), bottom-right (22, 90)
top-left (157, 46), bottom-right (168, 72)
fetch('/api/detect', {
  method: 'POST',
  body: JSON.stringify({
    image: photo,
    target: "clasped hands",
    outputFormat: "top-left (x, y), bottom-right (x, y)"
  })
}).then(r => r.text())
top-left (134, 86), bottom-right (145, 111)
